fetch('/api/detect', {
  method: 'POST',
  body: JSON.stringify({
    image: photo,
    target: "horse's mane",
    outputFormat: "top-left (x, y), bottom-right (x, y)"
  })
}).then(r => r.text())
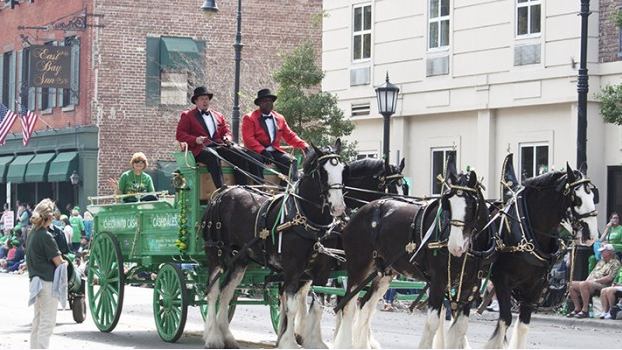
top-left (348, 158), bottom-right (385, 177)
top-left (522, 171), bottom-right (566, 189)
top-left (302, 145), bottom-right (334, 172)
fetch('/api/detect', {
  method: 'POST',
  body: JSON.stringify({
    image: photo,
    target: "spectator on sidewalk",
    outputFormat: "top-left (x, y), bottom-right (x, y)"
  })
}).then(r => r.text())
top-left (567, 244), bottom-right (621, 319)
top-left (598, 267), bottom-right (622, 319)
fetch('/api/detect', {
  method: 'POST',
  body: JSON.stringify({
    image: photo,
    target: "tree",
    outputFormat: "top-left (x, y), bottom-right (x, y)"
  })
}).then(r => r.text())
top-left (597, 84), bottom-right (622, 125)
top-left (272, 40), bottom-right (357, 160)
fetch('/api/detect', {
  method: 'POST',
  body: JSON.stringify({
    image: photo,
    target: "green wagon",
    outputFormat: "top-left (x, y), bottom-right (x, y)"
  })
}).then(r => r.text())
top-left (86, 152), bottom-right (280, 343)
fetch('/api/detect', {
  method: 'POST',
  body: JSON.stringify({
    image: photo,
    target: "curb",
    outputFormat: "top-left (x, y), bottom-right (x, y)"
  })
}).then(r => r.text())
top-left (529, 312), bottom-right (622, 330)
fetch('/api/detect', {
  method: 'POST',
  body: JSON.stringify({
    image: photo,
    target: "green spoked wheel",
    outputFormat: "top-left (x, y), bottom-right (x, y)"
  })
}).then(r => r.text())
top-left (153, 263), bottom-right (188, 343)
top-left (87, 231), bottom-right (125, 332)
top-left (265, 287), bottom-right (280, 334)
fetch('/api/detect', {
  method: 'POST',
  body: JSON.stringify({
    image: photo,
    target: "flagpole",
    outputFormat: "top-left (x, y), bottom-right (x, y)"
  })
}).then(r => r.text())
top-left (15, 99), bottom-right (54, 130)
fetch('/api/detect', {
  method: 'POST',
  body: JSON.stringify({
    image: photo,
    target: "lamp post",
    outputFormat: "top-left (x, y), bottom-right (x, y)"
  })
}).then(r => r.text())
top-left (375, 73), bottom-right (400, 162)
top-left (202, 0), bottom-right (243, 143)
top-left (70, 170), bottom-right (80, 208)
top-left (576, 0), bottom-right (590, 171)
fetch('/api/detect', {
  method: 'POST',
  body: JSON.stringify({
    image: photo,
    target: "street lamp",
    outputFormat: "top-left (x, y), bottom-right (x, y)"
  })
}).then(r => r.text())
top-left (202, 0), bottom-right (243, 143)
top-left (375, 72), bottom-right (400, 161)
top-left (576, 0), bottom-right (591, 171)
top-left (70, 170), bottom-right (80, 208)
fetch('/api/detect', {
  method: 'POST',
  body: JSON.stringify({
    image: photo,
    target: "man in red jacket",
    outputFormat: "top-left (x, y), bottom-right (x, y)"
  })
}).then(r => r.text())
top-left (242, 89), bottom-right (309, 183)
top-left (176, 87), bottom-right (252, 187)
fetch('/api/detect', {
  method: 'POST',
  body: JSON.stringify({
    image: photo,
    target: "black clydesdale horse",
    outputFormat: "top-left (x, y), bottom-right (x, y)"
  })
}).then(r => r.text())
top-left (333, 160), bottom-right (494, 348)
top-left (344, 158), bottom-right (407, 210)
top-left (200, 139), bottom-right (346, 349)
top-left (484, 154), bottom-right (598, 348)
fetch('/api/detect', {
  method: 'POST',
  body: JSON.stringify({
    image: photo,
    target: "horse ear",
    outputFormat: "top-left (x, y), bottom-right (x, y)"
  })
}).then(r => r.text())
top-left (566, 162), bottom-right (575, 181)
top-left (311, 143), bottom-right (322, 156)
top-left (468, 170), bottom-right (478, 188)
top-left (501, 153), bottom-right (519, 190)
top-left (444, 153), bottom-right (457, 181)
top-left (399, 158), bottom-right (405, 172)
top-left (334, 138), bottom-right (342, 154)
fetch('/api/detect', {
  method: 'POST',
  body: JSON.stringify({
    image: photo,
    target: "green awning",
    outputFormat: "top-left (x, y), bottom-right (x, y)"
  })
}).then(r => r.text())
top-left (47, 152), bottom-right (78, 182)
top-left (160, 37), bottom-right (199, 68)
top-left (0, 156), bottom-right (15, 184)
top-left (6, 154), bottom-right (35, 184)
top-left (25, 153), bottom-right (56, 182)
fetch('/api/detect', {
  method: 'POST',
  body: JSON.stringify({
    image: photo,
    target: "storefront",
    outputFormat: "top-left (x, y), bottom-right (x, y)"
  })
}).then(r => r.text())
top-left (0, 126), bottom-right (98, 212)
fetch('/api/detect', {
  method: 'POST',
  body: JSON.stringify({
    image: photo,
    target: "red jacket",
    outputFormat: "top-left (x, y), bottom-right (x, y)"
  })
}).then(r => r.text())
top-left (176, 108), bottom-right (232, 156)
top-left (242, 109), bottom-right (308, 154)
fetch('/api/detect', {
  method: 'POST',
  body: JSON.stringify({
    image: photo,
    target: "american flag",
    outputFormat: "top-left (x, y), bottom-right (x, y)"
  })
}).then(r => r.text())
top-left (19, 103), bottom-right (38, 147)
top-left (0, 103), bottom-right (18, 146)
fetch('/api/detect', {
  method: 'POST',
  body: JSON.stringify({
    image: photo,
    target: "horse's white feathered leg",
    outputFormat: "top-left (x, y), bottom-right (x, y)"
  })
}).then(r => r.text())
top-left (216, 268), bottom-right (246, 349)
top-left (301, 299), bottom-right (328, 348)
top-left (419, 308), bottom-right (441, 349)
top-left (354, 276), bottom-right (390, 349)
top-left (333, 288), bottom-right (358, 349)
top-left (432, 307), bottom-right (445, 349)
top-left (294, 281), bottom-right (312, 344)
top-left (446, 312), bottom-right (470, 349)
top-left (203, 268), bottom-right (225, 348)
top-left (278, 291), bottom-right (302, 349)
top-left (483, 320), bottom-right (508, 349)
top-left (507, 320), bottom-right (529, 349)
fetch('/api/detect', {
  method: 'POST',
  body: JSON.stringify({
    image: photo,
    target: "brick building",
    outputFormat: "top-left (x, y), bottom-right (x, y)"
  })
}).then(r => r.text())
top-left (0, 0), bottom-right (322, 212)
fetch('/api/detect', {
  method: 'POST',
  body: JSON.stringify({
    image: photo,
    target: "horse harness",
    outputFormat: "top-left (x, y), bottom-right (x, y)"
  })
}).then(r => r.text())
top-left (202, 153), bottom-right (346, 272)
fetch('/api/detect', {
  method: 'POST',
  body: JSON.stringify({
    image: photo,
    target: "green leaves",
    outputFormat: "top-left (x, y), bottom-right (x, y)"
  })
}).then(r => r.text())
top-left (597, 84), bottom-right (622, 125)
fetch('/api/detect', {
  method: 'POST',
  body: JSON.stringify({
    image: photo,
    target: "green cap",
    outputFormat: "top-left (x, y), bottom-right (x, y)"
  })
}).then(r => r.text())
top-left (73, 206), bottom-right (80, 212)
top-left (11, 239), bottom-right (20, 246)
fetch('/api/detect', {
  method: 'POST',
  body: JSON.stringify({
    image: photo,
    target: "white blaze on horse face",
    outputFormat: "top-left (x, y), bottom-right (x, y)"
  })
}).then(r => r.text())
top-left (447, 195), bottom-right (469, 257)
top-left (323, 160), bottom-right (346, 216)
top-left (574, 185), bottom-right (598, 246)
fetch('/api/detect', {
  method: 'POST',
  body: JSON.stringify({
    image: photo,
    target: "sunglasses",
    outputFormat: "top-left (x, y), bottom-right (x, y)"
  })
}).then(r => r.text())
top-left (134, 160), bottom-right (146, 164)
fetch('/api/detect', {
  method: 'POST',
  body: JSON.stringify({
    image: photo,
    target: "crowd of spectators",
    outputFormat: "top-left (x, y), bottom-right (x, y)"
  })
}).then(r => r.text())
top-left (0, 200), bottom-right (92, 275)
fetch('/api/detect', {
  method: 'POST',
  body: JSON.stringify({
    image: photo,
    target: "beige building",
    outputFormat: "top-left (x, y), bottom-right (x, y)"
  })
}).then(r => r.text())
top-left (323, 0), bottom-right (622, 219)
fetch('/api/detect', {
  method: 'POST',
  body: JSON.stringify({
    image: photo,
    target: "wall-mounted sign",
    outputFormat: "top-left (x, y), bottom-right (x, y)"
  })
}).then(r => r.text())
top-left (28, 46), bottom-right (72, 88)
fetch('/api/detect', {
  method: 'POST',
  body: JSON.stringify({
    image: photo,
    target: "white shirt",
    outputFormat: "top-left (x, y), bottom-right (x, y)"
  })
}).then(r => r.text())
top-left (64, 225), bottom-right (74, 245)
top-left (201, 111), bottom-right (216, 137)
top-left (263, 114), bottom-right (276, 150)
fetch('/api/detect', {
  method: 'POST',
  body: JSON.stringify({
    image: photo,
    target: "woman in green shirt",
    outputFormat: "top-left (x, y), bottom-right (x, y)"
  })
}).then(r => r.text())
top-left (601, 212), bottom-right (622, 253)
top-left (106, 152), bottom-right (155, 202)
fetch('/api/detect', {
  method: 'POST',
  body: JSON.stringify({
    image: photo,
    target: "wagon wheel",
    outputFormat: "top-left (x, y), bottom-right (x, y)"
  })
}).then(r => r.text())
top-left (265, 286), bottom-right (280, 334)
top-left (153, 263), bottom-right (188, 343)
top-left (87, 231), bottom-right (125, 332)
top-left (199, 295), bottom-right (237, 323)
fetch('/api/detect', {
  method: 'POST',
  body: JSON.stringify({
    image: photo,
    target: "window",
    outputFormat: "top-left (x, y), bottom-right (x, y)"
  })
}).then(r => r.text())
top-left (516, 0), bottom-right (541, 36)
top-left (356, 152), bottom-right (378, 160)
top-left (2, 51), bottom-right (15, 110)
top-left (146, 37), bottom-right (205, 106)
top-left (519, 143), bottom-right (548, 181)
top-left (61, 36), bottom-right (80, 108)
top-left (431, 148), bottom-right (456, 195)
top-left (429, 0), bottom-right (450, 49)
top-left (352, 4), bottom-right (372, 61)
top-left (160, 71), bottom-right (190, 105)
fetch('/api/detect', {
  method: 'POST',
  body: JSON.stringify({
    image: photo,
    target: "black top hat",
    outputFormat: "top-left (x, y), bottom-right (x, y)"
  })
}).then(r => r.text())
top-left (253, 89), bottom-right (278, 105)
top-left (191, 86), bottom-right (214, 103)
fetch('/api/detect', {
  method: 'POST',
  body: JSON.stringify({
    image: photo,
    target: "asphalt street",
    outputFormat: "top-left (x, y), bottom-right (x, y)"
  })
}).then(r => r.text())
top-left (0, 272), bottom-right (619, 349)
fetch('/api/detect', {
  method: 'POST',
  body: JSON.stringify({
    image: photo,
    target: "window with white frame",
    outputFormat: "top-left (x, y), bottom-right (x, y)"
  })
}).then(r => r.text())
top-left (352, 4), bottom-right (372, 61)
top-left (516, 0), bottom-right (541, 36)
top-left (428, 0), bottom-right (450, 49)
top-left (431, 148), bottom-right (456, 195)
top-left (356, 152), bottom-right (378, 160)
top-left (519, 143), bottom-right (548, 181)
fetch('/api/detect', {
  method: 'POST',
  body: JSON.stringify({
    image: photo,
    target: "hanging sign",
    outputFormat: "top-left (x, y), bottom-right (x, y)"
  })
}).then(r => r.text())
top-left (28, 45), bottom-right (72, 88)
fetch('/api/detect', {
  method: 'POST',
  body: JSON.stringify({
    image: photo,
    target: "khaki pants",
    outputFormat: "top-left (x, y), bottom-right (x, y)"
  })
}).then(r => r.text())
top-left (31, 280), bottom-right (59, 349)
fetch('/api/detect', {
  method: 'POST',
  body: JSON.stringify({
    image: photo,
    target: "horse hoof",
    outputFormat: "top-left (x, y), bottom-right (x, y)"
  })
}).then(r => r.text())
top-left (223, 339), bottom-right (240, 349)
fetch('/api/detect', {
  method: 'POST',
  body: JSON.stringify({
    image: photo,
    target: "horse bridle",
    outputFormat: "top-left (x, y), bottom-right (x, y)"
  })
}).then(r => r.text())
top-left (564, 177), bottom-right (598, 233)
top-left (441, 183), bottom-right (480, 230)
top-left (303, 153), bottom-right (345, 211)
top-left (378, 173), bottom-right (408, 194)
